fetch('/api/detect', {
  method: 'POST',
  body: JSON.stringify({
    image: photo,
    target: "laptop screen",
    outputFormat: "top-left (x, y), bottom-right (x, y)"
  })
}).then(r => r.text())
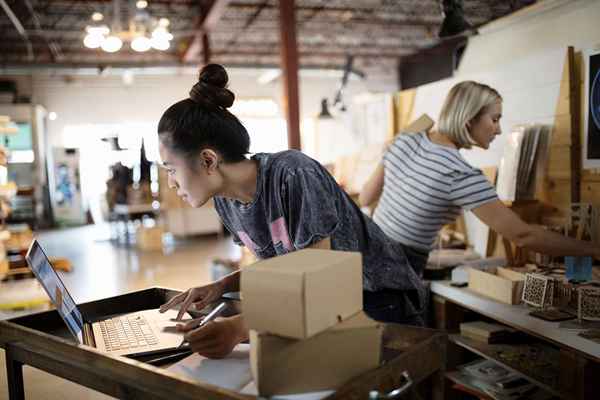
top-left (26, 240), bottom-right (84, 343)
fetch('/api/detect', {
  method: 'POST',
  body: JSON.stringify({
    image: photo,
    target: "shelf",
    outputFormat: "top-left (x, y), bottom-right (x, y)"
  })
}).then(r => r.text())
top-left (445, 370), bottom-right (554, 400)
top-left (431, 281), bottom-right (600, 361)
top-left (450, 334), bottom-right (561, 397)
top-left (445, 371), bottom-right (495, 399)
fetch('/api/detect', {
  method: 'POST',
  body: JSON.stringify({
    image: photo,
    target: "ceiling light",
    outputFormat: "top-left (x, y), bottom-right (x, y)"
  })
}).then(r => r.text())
top-left (131, 36), bottom-right (151, 52)
top-left (152, 27), bottom-right (173, 41)
top-left (101, 36), bottom-right (123, 53)
top-left (86, 25), bottom-right (109, 36)
top-left (83, 1), bottom-right (172, 53)
top-left (83, 25), bottom-right (109, 49)
top-left (150, 37), bottom-right (170, 51)
top-left (83, 33), bottom-right (104, 49)
top-left (122, 70), bottom-right (135, 86)
top-left (48, 112), bottom-right (57, 121)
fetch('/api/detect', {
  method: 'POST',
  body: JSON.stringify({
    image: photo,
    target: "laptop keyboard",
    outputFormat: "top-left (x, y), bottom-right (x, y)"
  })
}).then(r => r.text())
top-left (99, 314), bottom-right (159, 351)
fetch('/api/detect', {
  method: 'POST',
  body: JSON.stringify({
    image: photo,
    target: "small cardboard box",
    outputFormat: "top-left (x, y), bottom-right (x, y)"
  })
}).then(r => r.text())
top-left (241, 249), bottom-right (363, 339)
top-left (468, 267), bottom-right (526, 305)
top-left (136, 226), bottom-right (164, 251)
top-left (250, 312), bottom-right (382, 396)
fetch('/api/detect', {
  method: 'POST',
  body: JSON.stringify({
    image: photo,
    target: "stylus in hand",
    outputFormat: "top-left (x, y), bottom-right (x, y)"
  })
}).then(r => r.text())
top-left (177, 302), bottom-right (227, 348)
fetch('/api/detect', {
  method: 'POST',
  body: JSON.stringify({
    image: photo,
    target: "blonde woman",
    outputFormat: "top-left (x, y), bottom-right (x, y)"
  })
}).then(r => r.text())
top-left (360, 81), bottom-right (599, 265)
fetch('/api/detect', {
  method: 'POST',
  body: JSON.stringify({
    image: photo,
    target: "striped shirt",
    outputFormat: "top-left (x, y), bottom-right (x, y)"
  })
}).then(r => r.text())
top-left (373, 132), bottom-right (498, 251)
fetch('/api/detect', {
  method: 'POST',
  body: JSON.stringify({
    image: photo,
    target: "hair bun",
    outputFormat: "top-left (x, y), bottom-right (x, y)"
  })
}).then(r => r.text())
top-left (189, 63), bottom-right (235, 109)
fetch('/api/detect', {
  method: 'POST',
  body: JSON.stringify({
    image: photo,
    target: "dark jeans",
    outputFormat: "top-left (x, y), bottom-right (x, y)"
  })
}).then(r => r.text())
top-left (363, 244), bottom-right (429, 326)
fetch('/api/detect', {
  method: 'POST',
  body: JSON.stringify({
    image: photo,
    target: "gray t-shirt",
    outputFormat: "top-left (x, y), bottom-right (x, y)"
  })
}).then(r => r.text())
top-left (213, 151), bottom-right (425, 308)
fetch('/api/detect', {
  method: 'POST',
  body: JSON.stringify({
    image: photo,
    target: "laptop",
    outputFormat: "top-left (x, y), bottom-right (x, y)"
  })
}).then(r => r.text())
top-left (26, 239), bottom-right (186, 357)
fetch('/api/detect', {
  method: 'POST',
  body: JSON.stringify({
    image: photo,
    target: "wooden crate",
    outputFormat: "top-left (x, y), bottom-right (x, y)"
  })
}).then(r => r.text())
top-left (468, 267), bottom-right (526, 305)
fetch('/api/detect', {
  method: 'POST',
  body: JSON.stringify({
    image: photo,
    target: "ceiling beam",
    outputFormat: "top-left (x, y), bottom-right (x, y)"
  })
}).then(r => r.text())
top-left (224, 0), bottom-right (267, 48)
top-left (181, 0), bottom-right (230, 63)
top-left (0, 0), bottom-right (34, 60)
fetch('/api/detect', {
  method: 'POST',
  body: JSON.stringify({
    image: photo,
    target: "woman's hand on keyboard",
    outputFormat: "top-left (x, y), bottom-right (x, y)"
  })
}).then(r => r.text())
top-left (159, 281), bottom-right (226, 321)
top-left (177, 314), bottom-right (248, 359)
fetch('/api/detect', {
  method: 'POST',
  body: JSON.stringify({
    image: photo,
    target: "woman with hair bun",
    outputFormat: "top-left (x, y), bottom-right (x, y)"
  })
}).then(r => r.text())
top-left (360, 81), bottom-right (599, 269)
top-left (158, 64), bottom-right (427, 358)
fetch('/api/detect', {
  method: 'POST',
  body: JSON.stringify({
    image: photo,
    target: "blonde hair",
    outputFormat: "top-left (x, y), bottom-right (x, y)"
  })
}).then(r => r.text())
top-left (437, 81), bottom-right (502, 149)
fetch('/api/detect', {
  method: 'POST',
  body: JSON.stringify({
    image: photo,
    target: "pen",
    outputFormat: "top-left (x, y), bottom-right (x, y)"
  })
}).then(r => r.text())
top-left (146, 350), bottom-right (193, 366)
top-left (176, 302), bottom-right (228, 348)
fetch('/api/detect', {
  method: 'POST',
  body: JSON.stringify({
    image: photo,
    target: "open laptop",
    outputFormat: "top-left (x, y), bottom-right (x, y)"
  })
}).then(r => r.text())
top-left (26, 239), bottom-right (186, 357)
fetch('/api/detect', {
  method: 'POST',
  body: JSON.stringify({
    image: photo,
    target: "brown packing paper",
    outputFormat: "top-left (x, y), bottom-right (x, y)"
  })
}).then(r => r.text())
top-left (250, 311), bottom-right (382, 396)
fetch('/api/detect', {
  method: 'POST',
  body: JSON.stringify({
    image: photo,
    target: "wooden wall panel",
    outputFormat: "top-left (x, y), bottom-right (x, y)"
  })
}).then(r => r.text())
top-left (552, 113), bottom-right (573, 146)
top-left (547, 145), bottom-right (572, 181)
top-left (581, 182), bottom-right (600, 204)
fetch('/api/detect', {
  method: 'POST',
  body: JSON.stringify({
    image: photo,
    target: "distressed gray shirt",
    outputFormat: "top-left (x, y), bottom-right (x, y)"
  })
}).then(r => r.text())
top-left (213, 151), bottom-right (426, 310)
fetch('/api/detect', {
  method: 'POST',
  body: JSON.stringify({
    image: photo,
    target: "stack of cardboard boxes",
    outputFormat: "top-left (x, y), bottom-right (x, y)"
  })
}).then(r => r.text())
top-left (241, 249), bottom-right (383, 396)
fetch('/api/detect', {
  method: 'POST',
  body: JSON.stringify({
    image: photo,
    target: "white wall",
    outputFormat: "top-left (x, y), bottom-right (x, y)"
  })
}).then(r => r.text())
top-left (411, 0), bottom-right (600, 168)
top-left (20, 68), bottom-right (397, 149)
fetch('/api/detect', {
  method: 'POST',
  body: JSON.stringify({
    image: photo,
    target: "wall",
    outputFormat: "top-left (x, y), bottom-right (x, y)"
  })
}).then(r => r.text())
top-left (410, 0), bottom-right (600, 170)
top-left (1, 67), bottom-right (397, 150)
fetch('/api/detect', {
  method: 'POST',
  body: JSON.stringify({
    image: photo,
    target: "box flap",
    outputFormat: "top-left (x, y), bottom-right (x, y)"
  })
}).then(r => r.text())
top-left (332, 311), bottom-right (380, 331)
top-left (246, 249), bottom-right (359, 274)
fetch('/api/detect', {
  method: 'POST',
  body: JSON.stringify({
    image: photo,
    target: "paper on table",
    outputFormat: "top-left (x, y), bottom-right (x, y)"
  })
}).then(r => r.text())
top-left (167, 343), bottom-right (252, 391)
top-left (167, 344), bottom-right (334, 399)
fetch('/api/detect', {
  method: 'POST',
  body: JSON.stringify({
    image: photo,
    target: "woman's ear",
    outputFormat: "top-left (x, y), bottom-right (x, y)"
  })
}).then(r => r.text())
top-left (199, 149), bottom-right (219, 174)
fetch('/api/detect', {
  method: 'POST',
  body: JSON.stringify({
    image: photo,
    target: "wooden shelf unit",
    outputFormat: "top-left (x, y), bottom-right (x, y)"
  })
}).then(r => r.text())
top-left (432, 281), bottom-right (600, 399)
top-left (450, 334), bottom-right (560, 397)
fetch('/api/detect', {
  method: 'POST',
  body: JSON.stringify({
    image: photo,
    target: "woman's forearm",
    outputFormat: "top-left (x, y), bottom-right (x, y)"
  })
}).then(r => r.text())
top-left (518, 226), bottom-right (599, 258)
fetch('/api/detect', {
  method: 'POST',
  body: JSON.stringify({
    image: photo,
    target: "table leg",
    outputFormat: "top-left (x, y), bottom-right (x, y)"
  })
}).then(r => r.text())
top-left (6, 346), bottom-right (25, 400)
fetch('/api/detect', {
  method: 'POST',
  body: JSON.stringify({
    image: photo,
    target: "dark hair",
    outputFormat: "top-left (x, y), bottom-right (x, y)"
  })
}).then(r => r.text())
top-left (157, 64), bottom-right (250, 163)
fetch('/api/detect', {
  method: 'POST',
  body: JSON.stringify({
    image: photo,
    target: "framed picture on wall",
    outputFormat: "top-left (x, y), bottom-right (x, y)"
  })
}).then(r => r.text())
top-left (583, 48), bottom-right (600, 169)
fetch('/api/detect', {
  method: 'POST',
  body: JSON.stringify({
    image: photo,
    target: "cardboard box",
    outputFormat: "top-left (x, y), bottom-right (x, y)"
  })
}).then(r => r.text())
top-left (241, 249), bottom-right (363, 339)
top-left (250, 312), bottom-right (382, 396)
top-left (136, 225), bottom-right (163, 251)
top-left (468, 267), bottom-right (526, 305)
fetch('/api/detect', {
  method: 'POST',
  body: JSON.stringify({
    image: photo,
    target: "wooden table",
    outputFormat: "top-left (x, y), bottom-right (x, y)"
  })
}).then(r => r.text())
top-left (431, 281), bottom-right (600, 400)
top-left (1, 287), bottom-right (446, 400)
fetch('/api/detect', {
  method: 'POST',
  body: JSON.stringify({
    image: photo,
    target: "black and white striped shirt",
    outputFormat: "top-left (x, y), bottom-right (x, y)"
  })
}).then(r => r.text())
top-left (373, 132), bottom-right (498, 251)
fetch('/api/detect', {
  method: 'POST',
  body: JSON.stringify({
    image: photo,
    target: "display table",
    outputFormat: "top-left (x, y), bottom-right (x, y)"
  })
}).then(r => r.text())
top-left (1, 287), bottom-right (446, 400)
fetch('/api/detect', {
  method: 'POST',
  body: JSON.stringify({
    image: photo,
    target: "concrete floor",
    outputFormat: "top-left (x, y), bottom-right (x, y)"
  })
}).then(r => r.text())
top-left (0, 224), bottom-right (240, 400)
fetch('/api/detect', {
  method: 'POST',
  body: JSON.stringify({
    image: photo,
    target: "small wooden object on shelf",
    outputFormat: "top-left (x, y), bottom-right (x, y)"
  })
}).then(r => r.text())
top-left (577, 285), bottom-right (600, 322)
top-left (522, 273), bottom-right (555, 309)
top-left (468, 267), bottom-right (526, 305)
